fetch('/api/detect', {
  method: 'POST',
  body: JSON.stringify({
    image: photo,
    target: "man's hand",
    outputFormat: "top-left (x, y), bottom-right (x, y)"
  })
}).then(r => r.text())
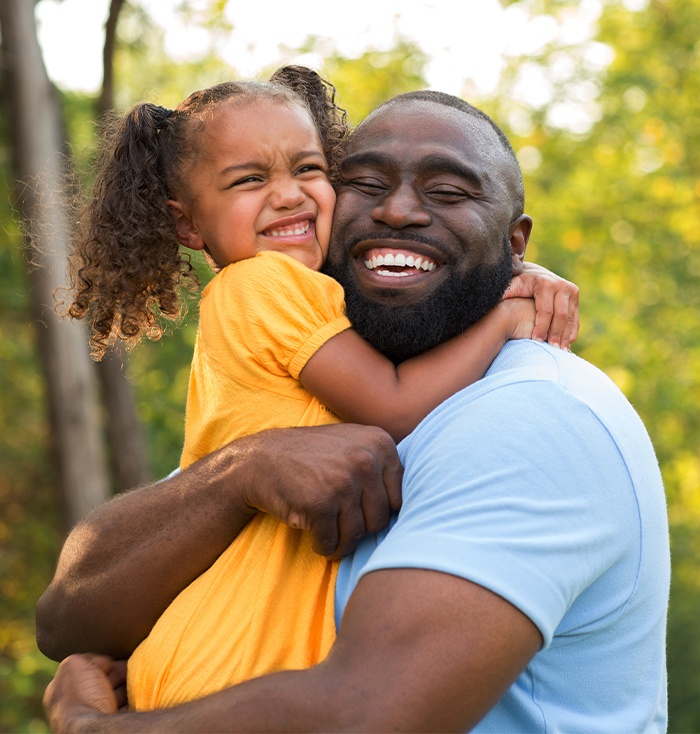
top-left (504, 262), bottom-right (580, 349)
top-left (44, 654), bottom-right (127, 733)
top-left (41, 570), bottom-right (541, 734)
top-left (240, 424), bottom-right (403, 559)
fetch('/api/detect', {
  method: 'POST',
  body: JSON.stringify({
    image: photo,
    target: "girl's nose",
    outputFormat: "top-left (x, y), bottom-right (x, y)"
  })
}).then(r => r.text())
top-left (270, 177), bottom-right (306, 209)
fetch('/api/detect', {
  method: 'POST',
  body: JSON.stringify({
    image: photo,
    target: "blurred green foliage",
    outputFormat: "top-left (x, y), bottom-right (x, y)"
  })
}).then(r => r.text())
top-left (1, 0), bottom-right (698, 731)
top-left (488, 1), bottom-right (700, 730)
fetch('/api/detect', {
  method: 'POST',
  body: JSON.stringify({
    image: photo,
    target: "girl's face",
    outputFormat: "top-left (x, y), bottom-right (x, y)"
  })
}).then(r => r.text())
top-left (169, 98), bottom-right (336, 272)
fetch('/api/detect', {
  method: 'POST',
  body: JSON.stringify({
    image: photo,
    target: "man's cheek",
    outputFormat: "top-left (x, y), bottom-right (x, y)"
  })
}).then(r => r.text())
top-left (333, 189), bottom-right (364, 222)
top-left (323, 238), bottom-right (349, 277)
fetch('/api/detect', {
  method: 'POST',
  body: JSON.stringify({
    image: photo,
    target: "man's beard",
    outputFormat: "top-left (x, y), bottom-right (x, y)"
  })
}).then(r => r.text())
top-left (324, 235), bottom-right (513, 365)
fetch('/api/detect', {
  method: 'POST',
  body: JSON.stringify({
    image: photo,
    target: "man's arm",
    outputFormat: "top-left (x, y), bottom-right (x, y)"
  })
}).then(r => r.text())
top-left (36, 424), bottom-right (402, 661)
top-left (45, 568), bottom-right (541, 733)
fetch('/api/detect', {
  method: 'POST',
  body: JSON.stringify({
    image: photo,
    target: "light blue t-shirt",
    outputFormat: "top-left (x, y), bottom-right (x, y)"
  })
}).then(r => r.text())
top-left (336, 340), bottom-right (669, 732)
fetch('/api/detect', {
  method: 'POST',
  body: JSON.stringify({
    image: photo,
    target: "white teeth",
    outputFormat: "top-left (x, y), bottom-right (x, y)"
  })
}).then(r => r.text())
top-left (363, 253), bottom-right (438, 274)
top-left (376, 269), bottom-right (411, 277)
top-left (266, 222), bottom-right (310, 237)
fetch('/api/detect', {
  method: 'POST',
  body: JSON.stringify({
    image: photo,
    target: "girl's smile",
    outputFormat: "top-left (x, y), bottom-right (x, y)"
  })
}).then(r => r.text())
top-left (261, 211), bottom-right (317, 242)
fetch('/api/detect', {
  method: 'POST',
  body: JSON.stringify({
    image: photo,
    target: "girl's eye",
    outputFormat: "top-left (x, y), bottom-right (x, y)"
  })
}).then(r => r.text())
top-left (230, 175), bottom-right (262, 187)
top-left (296, 164), bottom-right (325, 176)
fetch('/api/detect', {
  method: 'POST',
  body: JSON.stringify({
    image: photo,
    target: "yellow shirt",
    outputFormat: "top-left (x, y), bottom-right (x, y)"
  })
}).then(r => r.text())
top-left (128, 252), bottom-right (351, 710)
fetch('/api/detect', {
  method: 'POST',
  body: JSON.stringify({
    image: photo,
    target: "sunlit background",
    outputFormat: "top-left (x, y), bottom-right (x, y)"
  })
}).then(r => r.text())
top-left (2, 0), bottom-right (699, 731)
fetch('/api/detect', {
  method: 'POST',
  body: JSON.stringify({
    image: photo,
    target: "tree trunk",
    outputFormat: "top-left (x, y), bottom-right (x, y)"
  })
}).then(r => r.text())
top-left (95, 0), bottom-right (152, 491)
top-left (97, 350), bottom-right (152, 491)
top-left (0, 0), bottom-right (110, 527)
top-left (98, 0), bottom-right (126, 119)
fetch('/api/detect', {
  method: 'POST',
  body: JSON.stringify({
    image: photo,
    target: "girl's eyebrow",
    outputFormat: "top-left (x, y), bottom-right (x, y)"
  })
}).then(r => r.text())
top-left (218, 150), bottom-right (326, 178)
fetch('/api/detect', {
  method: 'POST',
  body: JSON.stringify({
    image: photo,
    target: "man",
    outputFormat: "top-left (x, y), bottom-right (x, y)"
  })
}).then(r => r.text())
top-left (40, 91), bottom-right (669, 732)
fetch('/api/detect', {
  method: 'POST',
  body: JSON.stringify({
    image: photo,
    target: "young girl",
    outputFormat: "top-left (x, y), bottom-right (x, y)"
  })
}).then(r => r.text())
top-left (65, 67), bottom-right (574, 709)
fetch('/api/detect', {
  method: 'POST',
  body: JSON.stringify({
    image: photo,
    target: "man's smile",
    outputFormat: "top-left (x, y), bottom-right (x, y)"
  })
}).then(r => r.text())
top-left (362, 247), bottom-right (438, 277)
top-left (345, 237), bottom-right (446, 292)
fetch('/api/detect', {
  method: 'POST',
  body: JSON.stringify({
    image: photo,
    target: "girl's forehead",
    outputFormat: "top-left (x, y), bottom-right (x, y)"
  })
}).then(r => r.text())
top-left (207, 97), bottom-right (313, 130)
top-left (195, 97), bottom-right (323, 163)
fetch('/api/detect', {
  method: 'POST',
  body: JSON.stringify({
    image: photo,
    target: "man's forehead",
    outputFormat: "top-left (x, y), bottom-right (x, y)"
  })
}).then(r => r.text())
top-left (347, 99), bottom-right (500, 161)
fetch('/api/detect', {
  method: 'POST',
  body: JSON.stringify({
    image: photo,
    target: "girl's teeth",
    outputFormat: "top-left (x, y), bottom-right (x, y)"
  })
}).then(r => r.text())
top-left (267, 222), bottom-right (310, 237)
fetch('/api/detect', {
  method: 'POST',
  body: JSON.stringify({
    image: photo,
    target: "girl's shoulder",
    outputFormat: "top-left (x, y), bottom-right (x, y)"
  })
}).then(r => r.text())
top-left (209, 251), bottom-right (339, 301)
top-left (201, 252), bottom-right (345, 326)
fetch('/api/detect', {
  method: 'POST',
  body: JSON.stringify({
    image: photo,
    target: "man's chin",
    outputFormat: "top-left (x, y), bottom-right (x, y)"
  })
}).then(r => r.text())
top-left (325, 247), bottom-right (512, 365)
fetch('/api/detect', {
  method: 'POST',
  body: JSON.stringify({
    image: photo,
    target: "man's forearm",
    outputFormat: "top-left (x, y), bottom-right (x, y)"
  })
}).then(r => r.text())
top-left (36, 424), bottom-right (403, 662)
top-left (45, 569), bottom-right (539, 734)
top-left (58, 666), bottom-right (338, 734)
top-left (36, 441), bottom-right (259, 660)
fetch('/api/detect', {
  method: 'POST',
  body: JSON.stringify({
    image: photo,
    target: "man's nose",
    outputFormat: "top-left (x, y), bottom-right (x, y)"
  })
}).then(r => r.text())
top-left (371, 184), bottom-right (431, 228)
top-left (270, 178), bottom-right (306, 209)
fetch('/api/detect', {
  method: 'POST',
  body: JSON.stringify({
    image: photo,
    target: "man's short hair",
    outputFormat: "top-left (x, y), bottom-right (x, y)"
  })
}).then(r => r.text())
top-left (364, 90), bottom-right (525, 216)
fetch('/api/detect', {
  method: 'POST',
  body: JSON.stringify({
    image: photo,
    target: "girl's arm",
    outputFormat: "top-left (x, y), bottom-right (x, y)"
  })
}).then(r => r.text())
top-left (505, 263), bottom-right (580, 348)
top-left (301, 298), bottom-right (535, 444)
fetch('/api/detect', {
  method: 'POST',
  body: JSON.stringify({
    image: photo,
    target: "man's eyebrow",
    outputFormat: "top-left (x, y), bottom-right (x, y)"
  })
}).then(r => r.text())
top-left (340, 151), bottom-right (395, 170)
top-left (341, 151), bottom-right (486, 189)
top-left (417, 155), bottom-right (485, 189)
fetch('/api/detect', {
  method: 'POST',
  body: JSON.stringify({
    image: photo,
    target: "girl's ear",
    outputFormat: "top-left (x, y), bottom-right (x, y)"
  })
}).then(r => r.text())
top-left (509, 214), bottom-right (532, 276)
top-left (167, 199), bottom-right (205, 251)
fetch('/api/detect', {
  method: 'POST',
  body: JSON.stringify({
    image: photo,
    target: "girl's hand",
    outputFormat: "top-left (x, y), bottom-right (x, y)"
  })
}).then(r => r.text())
top-left (497, 298), bottom-right (537, 342)
top-left (503, 262), bottom-right (580, 349)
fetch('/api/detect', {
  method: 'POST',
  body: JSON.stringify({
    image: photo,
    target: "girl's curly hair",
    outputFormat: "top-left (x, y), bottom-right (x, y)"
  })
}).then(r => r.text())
top-left (65, 66), bottom-right (349, 360)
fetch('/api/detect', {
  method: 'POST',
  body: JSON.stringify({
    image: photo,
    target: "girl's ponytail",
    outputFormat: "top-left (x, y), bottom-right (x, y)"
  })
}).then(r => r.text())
top-left (66, 102), bottom-right (196, 359)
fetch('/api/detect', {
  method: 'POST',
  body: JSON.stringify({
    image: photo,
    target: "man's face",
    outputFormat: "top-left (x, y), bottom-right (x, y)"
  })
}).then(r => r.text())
top-left (324, 100), bottom-right (529, 363)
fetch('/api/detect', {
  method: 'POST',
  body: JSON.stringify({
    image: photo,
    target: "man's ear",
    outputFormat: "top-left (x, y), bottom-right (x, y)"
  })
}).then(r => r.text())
top-left (167, 199), bottom-right (205, 251)
top-left (509, 214), bottom-right (532, 276)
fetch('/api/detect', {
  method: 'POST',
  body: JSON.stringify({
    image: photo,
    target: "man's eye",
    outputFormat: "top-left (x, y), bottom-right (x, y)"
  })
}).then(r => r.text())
top-left (344, 178), bottom-right (387, 195)
top-left (426, 187), bottom-right (469, 201)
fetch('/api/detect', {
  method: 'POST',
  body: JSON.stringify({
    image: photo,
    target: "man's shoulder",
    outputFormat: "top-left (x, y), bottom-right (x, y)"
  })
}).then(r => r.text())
top-left (401, 340), bottom-right (658, 492)
top-left (485, 340), bottom-right (619, 396)
top-left (408, 340), bottom-right (626, 433)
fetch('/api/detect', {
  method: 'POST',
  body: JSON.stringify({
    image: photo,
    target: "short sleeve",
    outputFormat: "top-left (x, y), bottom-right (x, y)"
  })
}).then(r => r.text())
top-left (199, 252), bottom-right (352, 381)
top-left (356, 382), bottom-right (640, 648)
